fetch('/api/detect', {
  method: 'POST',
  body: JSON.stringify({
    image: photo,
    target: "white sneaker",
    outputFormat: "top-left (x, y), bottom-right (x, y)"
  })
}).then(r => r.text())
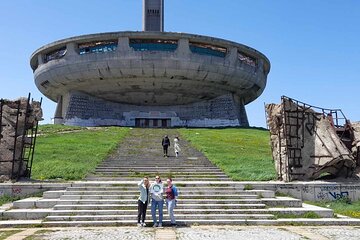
top-left (153, 223), bottom-right (158, 227)
top-left (142, 222), bottom-right (146, 227)
top-left (158, 223), bottom-right (163, 227)
top-left (137, 223), bottom-right (142, 227)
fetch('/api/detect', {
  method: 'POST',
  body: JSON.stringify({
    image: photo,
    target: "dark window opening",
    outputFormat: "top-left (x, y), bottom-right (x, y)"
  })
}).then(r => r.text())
top-left (238, 51), bottom-right (257, 67)
top-left (147, 9), bottom-right (160, 15)
top-left (44, 47), bottom-right (67, 63)
top-left (79, 40), bottom-right (118, 55)
top-left (40, 80), bottom-right (50, 89)
top-left (130, 39), bottom-right (178, 52)
top-left (189, 42), bottom-right (227, 58)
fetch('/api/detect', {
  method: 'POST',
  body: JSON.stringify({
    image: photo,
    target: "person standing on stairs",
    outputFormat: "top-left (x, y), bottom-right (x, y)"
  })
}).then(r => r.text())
top-left (137, 176), bottom-right (150, 227)
top-left (165, 177), bottom-right (178, 226)
top-left (150, 175), bottom-right (164, 227)
top-left (162, 135), bottom-right (170, 157)
top-left (174, 136), bottom-right (181, 157)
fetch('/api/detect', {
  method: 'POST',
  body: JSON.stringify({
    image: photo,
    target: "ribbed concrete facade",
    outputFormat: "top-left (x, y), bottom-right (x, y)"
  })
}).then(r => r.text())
top-left (30, 31), bottom-right (270, 127)
top-left (63, 91), bottom-right (248, 127)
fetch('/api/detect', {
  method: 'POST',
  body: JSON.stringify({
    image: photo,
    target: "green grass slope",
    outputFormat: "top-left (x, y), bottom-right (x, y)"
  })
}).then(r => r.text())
top-left (178, 128), bottom-right (276, 181)
top-left (31, 125), bottom-right (275, 181)
top-left (307, 198), bottom-right (360, 218)
top-left (32, 125), bottom-right (129, 180)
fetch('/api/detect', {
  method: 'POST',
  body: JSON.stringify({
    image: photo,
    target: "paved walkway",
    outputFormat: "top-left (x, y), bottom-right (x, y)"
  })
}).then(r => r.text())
top-left (2, 226), bottom-right (360, 240)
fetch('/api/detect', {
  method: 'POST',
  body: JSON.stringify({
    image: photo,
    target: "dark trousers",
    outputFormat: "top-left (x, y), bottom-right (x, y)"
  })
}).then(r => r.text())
top-left (163, 146), bottom-right (168, 155)
top-left (138, 200), bottom-right (148, 223)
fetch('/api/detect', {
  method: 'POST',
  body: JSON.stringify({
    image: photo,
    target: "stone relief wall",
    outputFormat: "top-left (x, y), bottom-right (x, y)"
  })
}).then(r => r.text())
top-left (0, 98), bottom-right (42, 182)
top-left (64, 91), bottom-right (246, 127)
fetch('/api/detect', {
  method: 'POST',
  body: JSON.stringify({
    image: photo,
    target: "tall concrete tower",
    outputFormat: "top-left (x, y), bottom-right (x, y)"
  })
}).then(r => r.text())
top-left (143, 0), bottom-right (164, 31)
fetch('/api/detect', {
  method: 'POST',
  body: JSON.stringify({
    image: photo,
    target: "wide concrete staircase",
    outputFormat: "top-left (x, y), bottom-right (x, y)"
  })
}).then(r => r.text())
top-left (85, 128), bottom-right (230, 182)
top-left (4, 181), bottom-right (335, 226)
top-left (0, 128), bottom-right (348, 227)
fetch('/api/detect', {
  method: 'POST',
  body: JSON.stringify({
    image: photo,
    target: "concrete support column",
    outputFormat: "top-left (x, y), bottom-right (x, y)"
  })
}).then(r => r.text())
top-left (176, 38), bottom-right (191, 58)
top-left (117, 37), bottom-right (131, 52)
top-left (65, 42), bottom-right (78, 56)
top-left (225, 47), bottom-right (238, 66)
top-left (37, 54), bottom-right (44, 65)
top-left (232, 94), bottom-right (249, 127)
top-left (238, 101), bottom-right (249, 127)
top-left (54, 95), bottom-right (64, 124)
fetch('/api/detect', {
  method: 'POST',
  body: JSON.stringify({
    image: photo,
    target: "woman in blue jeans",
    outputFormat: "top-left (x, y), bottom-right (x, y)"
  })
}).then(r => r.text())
top-left (165, 177), bottom-right (178, 226)
top-left (150, 175), bottom-right (164, 227)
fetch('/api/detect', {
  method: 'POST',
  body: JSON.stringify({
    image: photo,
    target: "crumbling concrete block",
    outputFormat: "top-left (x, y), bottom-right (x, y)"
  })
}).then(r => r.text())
top-left (352, 122), bottom-right (360, 166)
top-left (0, 97), bottom-right (42, 181)
top-left (266, 97), bottom-right (356, 182)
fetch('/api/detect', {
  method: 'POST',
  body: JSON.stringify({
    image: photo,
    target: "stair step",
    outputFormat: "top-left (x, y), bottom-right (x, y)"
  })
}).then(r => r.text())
top-left (85, 177), bottom-right (231, 181)
top-left (96, 165), bottom-right (218, 168)
top-left (59, 194), bottom-right (258, 200)
top-left (53, 203), bottom-right (266, 210)
top-left (65, 186), bottom-right (241, 191)
top-left (69, 183), bottom-right (242, 188)
top-left (49, 208), bottom-right (272, 216)
top-left (2, 209), bottom-right (52, 220)
top-left (59, 199), bottom-right (263, 204)
top-left (90, 173), bottom-right (229, 177)
top-left (93, 172), bottom-right (227, 176)
top-left (42, 218), bottom-right (360, 227)
top-left (95, 167), bottom-right (222, 170)
top-left (45, 213), bottom-right (274, 221)
top-left (60, 190), bottom-right (262, 195)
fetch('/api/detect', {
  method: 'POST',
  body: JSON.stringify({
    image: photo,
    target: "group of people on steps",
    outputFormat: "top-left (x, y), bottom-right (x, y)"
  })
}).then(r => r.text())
top-left (137, 176), bottom-right (178, 227)
top-left (137, 135), bottom-right (181, 227)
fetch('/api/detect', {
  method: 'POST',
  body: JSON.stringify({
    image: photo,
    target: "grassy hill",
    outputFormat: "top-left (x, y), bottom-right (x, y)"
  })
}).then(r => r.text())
top-left (32, 125), bottom-right (275, 181)
top-left (178, 128), bottom-right (276, 181)
top-left (32, 125), bottom-right (129, 180)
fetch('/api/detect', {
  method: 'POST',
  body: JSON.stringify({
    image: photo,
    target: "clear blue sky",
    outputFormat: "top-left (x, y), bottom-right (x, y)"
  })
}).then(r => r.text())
top-left (0, 0), bottom-right (359, 127)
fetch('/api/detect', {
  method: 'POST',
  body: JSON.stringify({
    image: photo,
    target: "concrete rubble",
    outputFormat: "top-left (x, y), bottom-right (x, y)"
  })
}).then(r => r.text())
top-left (266, 97), bottom-right (358, 182)
top-left (352, 122), bottom-right (360, 165)
top-left (0, 97), bottom-right (42, 181)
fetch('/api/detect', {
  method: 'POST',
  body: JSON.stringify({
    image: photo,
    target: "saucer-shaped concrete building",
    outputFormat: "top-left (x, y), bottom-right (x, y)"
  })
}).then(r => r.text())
top-left (30, 0), bottom-right (270, 127)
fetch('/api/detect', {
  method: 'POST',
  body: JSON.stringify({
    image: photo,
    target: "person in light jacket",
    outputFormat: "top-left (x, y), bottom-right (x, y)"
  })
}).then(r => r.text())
top-left (174, 136), bottom-right (181, 157)
top-left (137, 176), bottom-right (150, 227)
top-left (150, 175), bottom-right (164, 227)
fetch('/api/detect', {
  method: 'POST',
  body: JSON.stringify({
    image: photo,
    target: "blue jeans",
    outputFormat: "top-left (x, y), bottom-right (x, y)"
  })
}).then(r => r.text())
top-left (166, 199), bottom-right (176, 224)
top-left (151, 199), bottom-right (164, 224)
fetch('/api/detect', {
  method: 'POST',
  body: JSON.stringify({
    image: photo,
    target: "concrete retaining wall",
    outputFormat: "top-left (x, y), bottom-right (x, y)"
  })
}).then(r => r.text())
top-left (255, 182), bottom-right (360, 201)
top-left (0, 183), bottom-right (70, 198)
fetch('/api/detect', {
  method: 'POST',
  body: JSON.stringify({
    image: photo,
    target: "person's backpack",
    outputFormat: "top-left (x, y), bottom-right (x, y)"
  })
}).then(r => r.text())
top-left (172, 185), bottom-right (179, 197)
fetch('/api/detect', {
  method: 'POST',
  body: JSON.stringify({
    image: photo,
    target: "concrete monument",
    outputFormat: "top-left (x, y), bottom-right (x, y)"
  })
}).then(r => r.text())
top-left (30, 0), bottom-right (270, 127)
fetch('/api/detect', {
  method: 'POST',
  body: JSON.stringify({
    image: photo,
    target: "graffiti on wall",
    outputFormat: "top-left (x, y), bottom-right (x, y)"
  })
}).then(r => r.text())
top-left (11, 187), bottom-right (22, 195)
top-left (329, 191), bottom-right (349, 199)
